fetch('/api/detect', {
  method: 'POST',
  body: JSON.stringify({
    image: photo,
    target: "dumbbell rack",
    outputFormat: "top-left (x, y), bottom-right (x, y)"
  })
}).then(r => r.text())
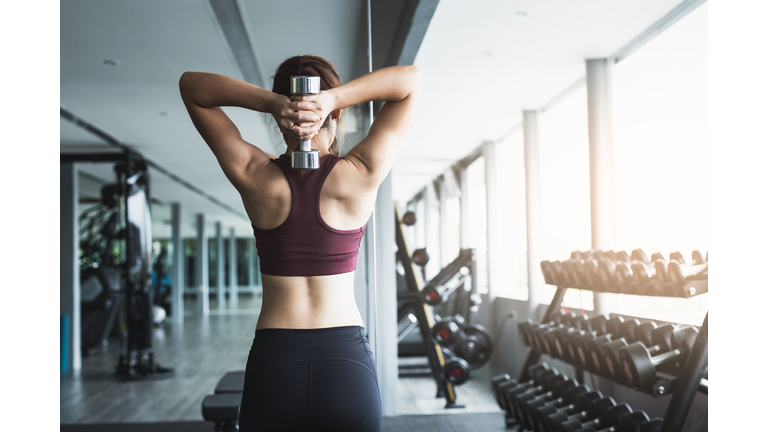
top-left (518, 251), bottom-right (708, 432)
top-left (394, 203), bottom-right (464, 408)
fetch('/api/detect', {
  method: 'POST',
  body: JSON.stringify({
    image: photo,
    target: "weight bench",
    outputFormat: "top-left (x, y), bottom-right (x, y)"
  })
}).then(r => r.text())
top-left (201, 371), bottom-right (245, 432)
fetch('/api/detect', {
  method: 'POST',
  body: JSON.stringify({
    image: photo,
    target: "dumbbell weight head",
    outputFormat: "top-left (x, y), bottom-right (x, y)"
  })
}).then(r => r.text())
top-left (412, 248), bottom-right (430, 267)
top-left (402, 210), bottom-right (416, 226)
top-left (594, 318), bottom-right (641, 378)
top-left (491, 373), bottom-right (512, 407)
top-left (533, 385), bottom-right (592, 432)
top-left (620, 410), bottom-right (651, 432)
top-left (620, 326), bottom-right (699, 389)
top-left (422, 284), bottom-right (445, 306)
top-left (510, 378), bottom-right (572, 427)
top-left (544, 391), bottom-right (606, 432)
top-left (520, 380), bottom-right (580, 430)
top-left (498, 365), bottom-right (556, 413)
top-left (440, 347), bottom-right (471, 385)
top-left (432, 319), bottom-right (460, 346)
top-left (557, 396), bottom-right (617, 432)
top-left (504, 369), bottom-right (564, 416)
top-left (603, 321), bottom-right (666, 384)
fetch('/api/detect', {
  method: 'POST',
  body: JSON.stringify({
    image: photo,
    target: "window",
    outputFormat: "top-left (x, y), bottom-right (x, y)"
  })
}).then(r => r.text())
top-left (611, 3), bottom-right (708, 325)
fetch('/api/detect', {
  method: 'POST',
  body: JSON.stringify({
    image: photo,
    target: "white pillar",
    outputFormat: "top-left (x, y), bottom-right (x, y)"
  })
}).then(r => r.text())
top-left (439, 176), bottom-right (450, 268)
top-left (459, 167), bottom-right (470, 249)
top-left (523, 111), bottom-right (546, 317)
top-left (196, 214), bottom-right (209, 315)
top-left (424, 181), bottom-right (439, 280)
top-left (60, 162), bottom-right (81, 374)
top-left (484, 141), bottom-right (500, 300)
top-left (586, 58), bottom-right (617, 314)
top-left (371, 171), bottom-right (397, 416)
top-left (216, 222), bottom-right (225, 307)
top-left (171, 203), bottom-right (184, 324)
top-left (229, 228), bottom-right (238, 305)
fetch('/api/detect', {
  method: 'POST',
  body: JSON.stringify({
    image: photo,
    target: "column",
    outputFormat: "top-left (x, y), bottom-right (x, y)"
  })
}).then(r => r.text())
top-left (215, 221), bottom-right (225, 307)
top-left (523, 111), bottom-right (546, 318)
top-left (459, 167), bottom-right (470, 249)
top-left (586, 58), bottom-right (617, 314)
top-left (196, 214), bottom-right (209, 315)
top-left (60, 162), bottom-right (81, 374)
top-left (484, 141), bottom-right (500, 300)
top-left (229, 227), bottom-right (238, 305)
top-left (372, 172), bottom-right (397, 416)
top-left (171, 202), bottom-right (184, 324)
top-left (439, 176), bottom-right (450, 268)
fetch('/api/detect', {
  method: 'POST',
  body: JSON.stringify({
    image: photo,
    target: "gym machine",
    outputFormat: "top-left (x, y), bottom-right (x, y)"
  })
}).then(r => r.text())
top-left (394, 203), bottom-right (470, 408)
top-left (61, 150), bottom-right (174, 381)
top-left (513, 249), bottom-right (707, 431)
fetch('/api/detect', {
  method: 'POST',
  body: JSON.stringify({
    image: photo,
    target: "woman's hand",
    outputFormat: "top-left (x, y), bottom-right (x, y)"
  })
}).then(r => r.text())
top-left (270, 94), bottom-right (323, 141)
top-left (290, 90), bottom-right (339, 130)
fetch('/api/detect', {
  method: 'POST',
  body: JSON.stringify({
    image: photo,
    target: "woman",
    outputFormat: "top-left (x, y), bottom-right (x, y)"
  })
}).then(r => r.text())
top-left (179, 55), bottom-right (421, 431)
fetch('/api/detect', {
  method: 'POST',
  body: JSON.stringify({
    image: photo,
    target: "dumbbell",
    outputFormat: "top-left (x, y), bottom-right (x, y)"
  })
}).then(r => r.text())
top-left (620, 325), bottom-right (699, 389)
top-left (422, 283), bottom-right (445, 305)
top-left (517, 310), bottom-right (569, 348)
top-left (556, 395), bottom-right (625, 432)
top-left (412, 247), bottom-right (430, 267)
top-left (491, 373), bottom-right (512, 408)
top-left (502, 368), bottom-right (564, 417)
top-left (597, 251), bottom-right (631, 293)
top-left (586, 317), bottom-right (641, 376)
top-left (440, 346), bottom-right (471, 385)
top-left (562, 314), bottom-right (611, 369)
top-left (508, 375), bottom-right (576, 427)
top-left (667, 252), bottom-right (708, 292)
top-left (530, 384), bottom-right (594, 432)
top-left (402, 210), bottom-right (416, 226)
top-left (289, 75), bottom-right (321, 170)
top-left (533, 313), bottom-right (590, 357)
top-left (602, 320), bottom-right (661, 383)
top-left (538, 388), bottom-right (607, 432)
top-left (517, 379), bottom-right (580, 430)
top-left (568, 401), bottom-right (635, 432)
top-left (541, 260), bottom-right (568, 286)
top-left (496, 363), bottom-right (552, 412)
top-left (546, 314), bottom-right (607, 365)
top-left (630, 251), bottom-right (667, 296)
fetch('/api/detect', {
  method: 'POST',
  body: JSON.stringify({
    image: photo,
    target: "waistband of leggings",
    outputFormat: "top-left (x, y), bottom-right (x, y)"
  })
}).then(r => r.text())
top-left (254, 325), bottom-right (366, 341)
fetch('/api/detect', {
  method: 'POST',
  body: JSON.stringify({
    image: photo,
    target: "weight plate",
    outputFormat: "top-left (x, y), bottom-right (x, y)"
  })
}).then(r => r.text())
top-left (459, 323), bottom-right (493, 370)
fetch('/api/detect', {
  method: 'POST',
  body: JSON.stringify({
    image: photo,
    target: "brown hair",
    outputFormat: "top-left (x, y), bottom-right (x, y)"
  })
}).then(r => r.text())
top-left (271, 55), bottom-right (343, 156)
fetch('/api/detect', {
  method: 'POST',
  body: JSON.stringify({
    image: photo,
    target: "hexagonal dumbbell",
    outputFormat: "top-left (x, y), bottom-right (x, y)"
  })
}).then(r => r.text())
top-left (620, 325), bottom-right (699, 389)
top-left (602, 320), bottom-right (662, 383)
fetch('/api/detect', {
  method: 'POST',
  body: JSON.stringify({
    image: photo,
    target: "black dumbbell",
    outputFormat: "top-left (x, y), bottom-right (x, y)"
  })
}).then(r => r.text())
top-left (491, 373), bottom-right (512, 408)
top-left (432, 318), bottom-right (461, 345)
top-left (423, 283), bottom-right (446, 305)
top-left (509, 375), bottom-right (575, 427)
top-left (503, 369), bottom-right (565, 417)
top-left (586, 317), bottom-right (640, 376)
top-left (620, 325), bottom-right (699, 388)
top-left (544, 389), bottom-right (609, 432)
top-left (497, 365), bottom-right (556, 414)
top-left (440, 346), bottom-right (471, 385)
top-left (601, 320), bottom-right (663, 383)
top-left (667, 251), bottom-right (707, 292)
top-left (412, 247), bottom-right (430, 267)
top-left (518, 379), bottom-right (580, 430)
top-left (531, 384), bottom-right (594, 432)
top-left (402, 210), bottom-right (416, 226)
top-left (630, 252), bottom-right (667, 295)
top-left (559, 315), bottom-right (611, 369)
top-left (596, 251), bottom-right (631, 293)
top-left (571, 401), bottom-right (635, 432)
top-left (534, 313), bottom-right (591, 358)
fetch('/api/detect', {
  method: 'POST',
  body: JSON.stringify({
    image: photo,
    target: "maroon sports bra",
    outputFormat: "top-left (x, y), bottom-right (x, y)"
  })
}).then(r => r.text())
top-left (251, 153), bottom-right (366, 276)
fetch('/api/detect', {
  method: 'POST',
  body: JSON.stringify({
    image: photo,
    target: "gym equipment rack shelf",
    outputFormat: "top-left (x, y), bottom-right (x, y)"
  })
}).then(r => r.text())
top-left (518, 251), bottom-right (708, 432)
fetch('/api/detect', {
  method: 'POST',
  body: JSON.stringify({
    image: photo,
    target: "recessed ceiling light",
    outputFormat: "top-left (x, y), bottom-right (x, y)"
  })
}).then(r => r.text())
top-left (159, 111), bottom-right (169, 117)
top-left (515, 10), bottom-right (532, 17)
top-left (483, 51), bottom-right (494, 56)
top-left (103, 59), bottom-right (119, 66)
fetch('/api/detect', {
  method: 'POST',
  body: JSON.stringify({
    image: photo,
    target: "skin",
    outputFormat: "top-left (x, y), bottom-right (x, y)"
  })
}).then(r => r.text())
top-left (179, 65), bottom-right (422, 329)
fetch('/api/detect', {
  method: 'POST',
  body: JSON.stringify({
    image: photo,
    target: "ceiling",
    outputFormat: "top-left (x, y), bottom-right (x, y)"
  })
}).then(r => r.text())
top-left (61, 0), bottom-right (694, 238)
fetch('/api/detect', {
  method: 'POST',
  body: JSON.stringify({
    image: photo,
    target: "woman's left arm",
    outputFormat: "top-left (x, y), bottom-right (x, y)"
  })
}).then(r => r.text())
top-left (179, 72), bottom-right (320, 189)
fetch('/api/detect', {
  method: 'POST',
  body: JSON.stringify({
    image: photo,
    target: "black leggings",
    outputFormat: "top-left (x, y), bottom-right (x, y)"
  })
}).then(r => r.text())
top-left (239, 325), bottom-right (381, 432)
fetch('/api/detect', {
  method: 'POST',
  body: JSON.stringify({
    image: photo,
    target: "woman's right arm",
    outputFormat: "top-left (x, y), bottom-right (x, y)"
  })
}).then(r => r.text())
top-left (297, 65), bottom-right (422, 190)
top-left (179, 72), bottom-right (321, 190)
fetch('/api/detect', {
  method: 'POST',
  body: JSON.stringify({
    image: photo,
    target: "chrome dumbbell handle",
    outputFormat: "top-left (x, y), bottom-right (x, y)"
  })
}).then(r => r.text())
top-left (290, 76), bottom-right (321, 168)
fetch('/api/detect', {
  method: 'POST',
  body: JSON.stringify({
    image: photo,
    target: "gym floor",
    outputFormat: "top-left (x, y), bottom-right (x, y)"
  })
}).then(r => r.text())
top-left (60, 292), bottom-right (502, 425)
